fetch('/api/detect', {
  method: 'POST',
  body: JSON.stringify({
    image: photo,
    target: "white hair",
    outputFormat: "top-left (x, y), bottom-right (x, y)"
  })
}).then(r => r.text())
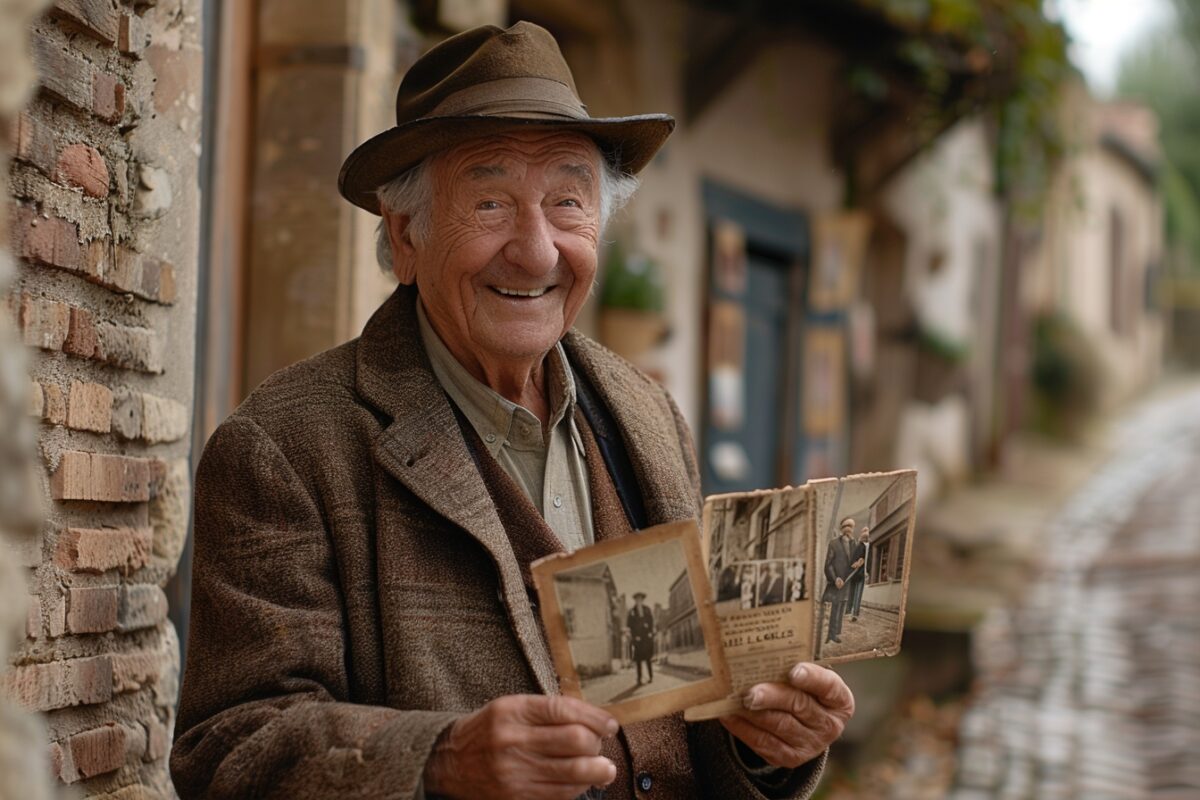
top-left (374, 153), bottom-right (640, 273)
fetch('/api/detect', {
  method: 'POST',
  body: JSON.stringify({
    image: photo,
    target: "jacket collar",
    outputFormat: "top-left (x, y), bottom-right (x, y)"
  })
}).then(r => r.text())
top-left (356, 284), bottom-right (697, 528)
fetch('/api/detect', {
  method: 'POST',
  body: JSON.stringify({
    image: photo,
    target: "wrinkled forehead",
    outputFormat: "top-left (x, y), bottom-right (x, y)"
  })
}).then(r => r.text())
top-left (432, 129), bottom-right (602, 183)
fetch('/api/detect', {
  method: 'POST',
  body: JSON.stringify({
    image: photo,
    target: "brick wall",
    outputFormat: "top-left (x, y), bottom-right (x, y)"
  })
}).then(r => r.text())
top-left (2, 0), bottom-right (202, 797)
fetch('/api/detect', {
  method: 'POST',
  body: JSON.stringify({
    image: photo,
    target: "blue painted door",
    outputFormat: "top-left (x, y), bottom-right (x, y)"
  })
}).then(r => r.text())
top-left (703, 251), bottom-right (792, 494)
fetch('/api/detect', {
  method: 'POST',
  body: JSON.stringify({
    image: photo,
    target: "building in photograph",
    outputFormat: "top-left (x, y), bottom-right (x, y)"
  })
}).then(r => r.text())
top-left (862, 475), bottom-right (914, 611)
top-left (665, 570), bottom-right (701, 652)
top-left (555, 563), bottom-right (620, 677)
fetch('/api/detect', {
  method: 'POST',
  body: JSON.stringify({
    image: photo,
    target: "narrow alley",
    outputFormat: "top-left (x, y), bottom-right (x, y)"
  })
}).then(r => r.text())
top-left (952, 382), bottom-right (1200, 798)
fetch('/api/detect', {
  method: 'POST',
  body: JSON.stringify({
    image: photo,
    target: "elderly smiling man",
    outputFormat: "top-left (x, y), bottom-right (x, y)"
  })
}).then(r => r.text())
top-left (171, 21), bottom-right (853, 800)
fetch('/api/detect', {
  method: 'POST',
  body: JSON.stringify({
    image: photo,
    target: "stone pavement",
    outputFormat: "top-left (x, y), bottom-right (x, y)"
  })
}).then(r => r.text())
top-left (819, 605), bottom-right (901, 660)
top-left (951, 381), bottom-right (1200, 799)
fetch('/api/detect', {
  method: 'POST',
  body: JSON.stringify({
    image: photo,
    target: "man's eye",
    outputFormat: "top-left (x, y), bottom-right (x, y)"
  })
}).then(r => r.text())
top-left (557, 198), bottom-right (581, 208)
top-left (477, 200), bottom-right (501, 211)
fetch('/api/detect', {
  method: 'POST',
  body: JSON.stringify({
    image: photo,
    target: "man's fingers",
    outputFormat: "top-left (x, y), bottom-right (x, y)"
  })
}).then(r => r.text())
top-left (525, 754), bottom-right (616, 788)
top-left (742, 682), bottom-right (820, 720)
top-left (522, 724), bottom-right (605, 757)
top-left (718, 715), bottom-right (806, 769)
top-left (521, 695), bottom-right (619, 737)
top-left (786, 664), bottom-right (855, 715)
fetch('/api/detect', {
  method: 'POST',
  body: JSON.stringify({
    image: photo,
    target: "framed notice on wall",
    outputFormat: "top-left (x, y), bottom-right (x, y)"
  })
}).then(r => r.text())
top-left (803, 327), bottom-right (846, 437)
top-left (809, 211), bottom-right (871, 311)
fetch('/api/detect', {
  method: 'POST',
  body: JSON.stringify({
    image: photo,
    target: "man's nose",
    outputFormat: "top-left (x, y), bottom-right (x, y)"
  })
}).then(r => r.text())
top-left (503, 205), bottom-right (559, 275)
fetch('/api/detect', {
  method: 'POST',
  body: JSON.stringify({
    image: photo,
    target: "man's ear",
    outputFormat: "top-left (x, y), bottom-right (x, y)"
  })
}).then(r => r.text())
top-left (382, 207), bottom-right (418, 285)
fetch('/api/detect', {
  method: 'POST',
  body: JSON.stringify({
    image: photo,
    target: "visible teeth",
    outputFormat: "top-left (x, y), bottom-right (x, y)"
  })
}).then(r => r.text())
top-left (495, 287), bottom-right (548, 298)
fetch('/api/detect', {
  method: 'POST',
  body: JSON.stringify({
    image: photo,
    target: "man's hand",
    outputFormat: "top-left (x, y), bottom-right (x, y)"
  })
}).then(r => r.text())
top-left (835, 577), bottom-right (844, 588)
top-left (718, 663), bottom-right (854, 769)
top-left (423, 694), bottom-right (618, 800)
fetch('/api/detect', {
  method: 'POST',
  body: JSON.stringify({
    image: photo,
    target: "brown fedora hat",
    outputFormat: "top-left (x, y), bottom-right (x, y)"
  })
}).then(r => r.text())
top-left (338, 21), bottom-right (675, 215)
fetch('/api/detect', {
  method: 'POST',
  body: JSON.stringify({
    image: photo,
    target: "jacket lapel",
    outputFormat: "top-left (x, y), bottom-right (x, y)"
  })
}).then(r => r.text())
top-left (356, 286), bottom-right (558, 694)
top-left (563, 333), bottom-right (700, 524)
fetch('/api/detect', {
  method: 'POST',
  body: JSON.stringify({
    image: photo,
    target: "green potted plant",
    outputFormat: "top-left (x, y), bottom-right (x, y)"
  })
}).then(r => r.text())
top-left (598, 243), bottom-right (668, 359)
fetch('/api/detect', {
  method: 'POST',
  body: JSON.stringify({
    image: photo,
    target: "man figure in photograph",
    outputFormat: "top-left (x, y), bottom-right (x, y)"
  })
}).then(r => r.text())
top-left (822, 518), bottom-right (857, 643)
top-left (848, 526), bottom-right (870, 621)
top-left (628, 592), bottom-right (656, 685)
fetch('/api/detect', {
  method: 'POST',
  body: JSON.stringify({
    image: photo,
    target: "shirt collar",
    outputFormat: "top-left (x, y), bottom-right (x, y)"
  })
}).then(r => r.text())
top-left (416, 299), bottom-right (577, 456)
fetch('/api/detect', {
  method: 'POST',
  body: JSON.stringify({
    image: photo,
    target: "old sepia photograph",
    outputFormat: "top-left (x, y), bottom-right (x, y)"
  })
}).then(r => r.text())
top-left (531, 521), bottom-right (731, 725)
top-left (812, 471), bottom-right (917, 662)
top-left (707, 487), bottom-right (810, 612)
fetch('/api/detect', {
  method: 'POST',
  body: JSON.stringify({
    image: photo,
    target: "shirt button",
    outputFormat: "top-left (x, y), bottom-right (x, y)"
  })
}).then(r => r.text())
top-left (485, 433), bottom-right (496, 443)
top-left (553, 495), bottom-right (563, 508)
top-left (637, 772), bottom-right (652, 792)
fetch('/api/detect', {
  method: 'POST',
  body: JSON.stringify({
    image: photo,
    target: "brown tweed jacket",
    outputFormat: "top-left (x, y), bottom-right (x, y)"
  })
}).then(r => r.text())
top-left (170, 285), bottom-right (824, 799)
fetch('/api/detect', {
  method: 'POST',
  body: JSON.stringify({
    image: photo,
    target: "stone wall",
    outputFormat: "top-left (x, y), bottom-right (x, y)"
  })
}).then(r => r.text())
top-left (2, 0), bottom-right (202, 796)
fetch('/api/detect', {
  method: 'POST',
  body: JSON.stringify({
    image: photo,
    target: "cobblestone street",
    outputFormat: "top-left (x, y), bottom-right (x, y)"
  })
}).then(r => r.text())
top-left (819, 605), bottom-right (901, 660)
top-left (952, 383), bottom-right (1200, 799)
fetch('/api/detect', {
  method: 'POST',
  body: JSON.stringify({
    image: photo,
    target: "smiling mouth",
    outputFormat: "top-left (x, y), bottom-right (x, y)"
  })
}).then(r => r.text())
top-left (492, 286), bottom-right (551, 298)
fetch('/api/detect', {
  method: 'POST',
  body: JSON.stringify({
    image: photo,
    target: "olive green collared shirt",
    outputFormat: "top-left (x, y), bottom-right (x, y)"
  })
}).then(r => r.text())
top-left (416, 301), bottom-right (594, 553)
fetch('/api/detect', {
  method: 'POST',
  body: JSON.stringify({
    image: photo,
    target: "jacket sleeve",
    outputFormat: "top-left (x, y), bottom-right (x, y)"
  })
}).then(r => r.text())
top-left (664, 392), bottom-right (827, 800)
top-left (170, 415), bottom-right (461, 800)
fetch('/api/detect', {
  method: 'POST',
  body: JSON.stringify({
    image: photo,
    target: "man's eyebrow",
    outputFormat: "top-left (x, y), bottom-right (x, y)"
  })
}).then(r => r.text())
top-left (465, 164), bottom-right (507, 180)
top-left (556, 162), bottom-right (596, 185)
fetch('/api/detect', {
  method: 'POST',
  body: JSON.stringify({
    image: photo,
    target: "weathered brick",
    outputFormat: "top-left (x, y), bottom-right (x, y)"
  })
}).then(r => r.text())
top-left (50, 450), bottom-right (152, 502)
top-left (118, 584), bottom-right (167, 632)
top-left (14, 209), bottom-right (83, 271)
top-left (85, 237), bottom-right (109, 280)
top-left (110, 387), bottom-right (142, 439)
top-left (141, 393), bottom-right (187, 443)
top-left (56, 142), bottom-right (109, 198)
top-left (92, 71), bottom-right (126, 123)
top-left (64, 305), bottom-right (101, 359)
top-left (157, 262), bottom-right (176, 304)
top-left (28, 379), bottom-right (44, 417)
top-left (151, 458), bottom-right (189, 567)
top-left (139, 255), bottom-right (161, 299)
top-left (118, 13), bottom-right (145, 56)
top-left (47, 589), bottom-right (66, 637)
top-left (50, 0), bottom-right (121, 44)
top-left (63, 723), bottom-right (126, 782)
top-left (55, 526), bottom-right (152, 573)
top-left (66, 380), bottom-right (113, 432)
top-left (42, 382), bottom-right (66, 425)
top-left (97, 322), bottom-right (163, 373)
top-left (147, 458), bottom-right (168, 498)
top-left (110, 246), bottom-right (143, 294)
top-left (15, 111), bottom-right (57, 174)
top-left (31, 33), bottom-right (94, 110)
top-left (66, 586), bottom-right (119, 633)
top-left (0, 655), bottom-right (112, 711)
top-left (111, 648), bottom-right (162, 694)
top-left (19, 294), bottom-right (70, 350)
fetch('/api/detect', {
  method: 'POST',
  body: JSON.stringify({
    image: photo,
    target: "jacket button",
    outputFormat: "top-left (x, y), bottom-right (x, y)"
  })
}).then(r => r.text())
top-left (637, 772), bottom-right (652, 792)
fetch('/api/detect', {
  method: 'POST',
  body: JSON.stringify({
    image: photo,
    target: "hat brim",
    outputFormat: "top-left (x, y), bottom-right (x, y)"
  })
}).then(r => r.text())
top-left (338, 113), bottom-right (675, 215)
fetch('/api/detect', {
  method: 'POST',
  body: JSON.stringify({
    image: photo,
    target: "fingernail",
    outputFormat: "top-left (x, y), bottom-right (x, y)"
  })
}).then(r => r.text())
top-left (791, 664), bottom-right (808, 682)
top-left (604, 758), bottom-right (617, 783)
top-left (743, 689), bottom-right (762, 710)
top-left (604, 718), bottom-right (618, 736)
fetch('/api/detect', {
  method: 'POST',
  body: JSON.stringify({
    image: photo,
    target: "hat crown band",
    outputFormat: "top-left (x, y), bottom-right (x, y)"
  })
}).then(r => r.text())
top-left (421, 76), bottom-right (587, 121)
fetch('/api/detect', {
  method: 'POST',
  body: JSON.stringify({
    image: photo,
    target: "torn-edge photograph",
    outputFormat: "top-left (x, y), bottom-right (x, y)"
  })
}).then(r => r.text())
top-left (531, 520), bottom-right (732, 725)
top-left (811, 470), bottom-right (918, 663)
